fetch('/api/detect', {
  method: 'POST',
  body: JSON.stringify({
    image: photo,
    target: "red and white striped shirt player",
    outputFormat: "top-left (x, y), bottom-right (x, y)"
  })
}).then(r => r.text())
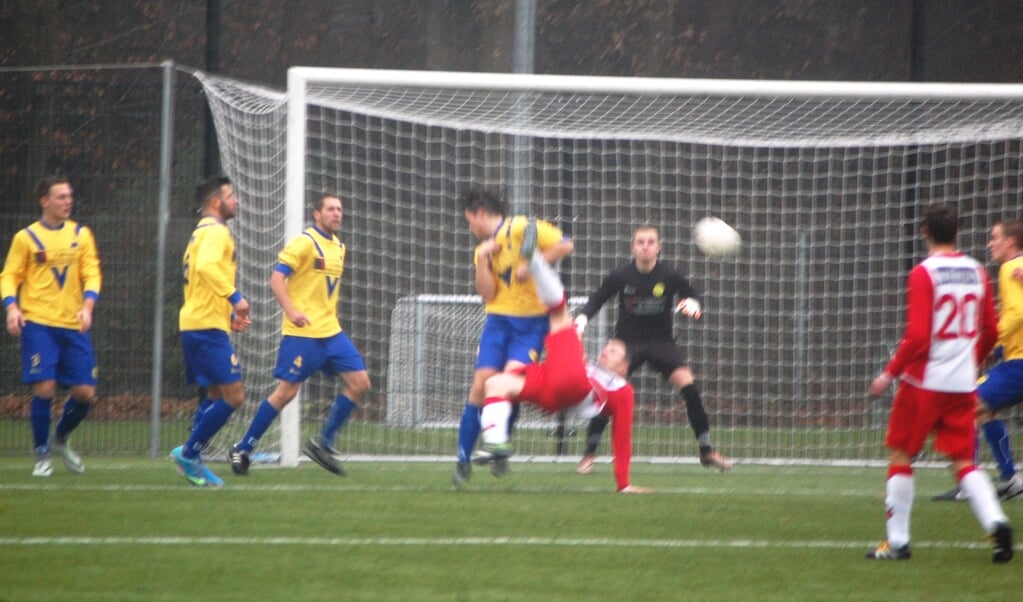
top-left (866, 203), bottom-right (1013, 563)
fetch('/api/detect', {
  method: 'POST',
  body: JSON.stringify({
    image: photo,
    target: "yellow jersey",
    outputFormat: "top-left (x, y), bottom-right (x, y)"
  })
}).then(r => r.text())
top-left (475, 215), bottom-right (566, 317)
top-left (998, 255), bottom-right (1023, 360)
top-left (276, 226), bottom-right (345, 338)
top-left (0, 219), bottom-right (102, 329)
top-left (179, 217), bottom-right (239, 333)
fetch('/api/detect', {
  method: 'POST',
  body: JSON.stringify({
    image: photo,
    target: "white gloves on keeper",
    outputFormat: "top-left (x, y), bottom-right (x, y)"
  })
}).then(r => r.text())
top-left (573, 314), bottom-right (588, 338)
top-left (675, 298), bottom-right (702, 320)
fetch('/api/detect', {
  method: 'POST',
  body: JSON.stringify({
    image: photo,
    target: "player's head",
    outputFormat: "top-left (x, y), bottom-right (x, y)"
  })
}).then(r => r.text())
top-left (597, 339), bottom-right (630, 377)
top-left (632, 225), bottom-right (661, 264)
top-left (920, 203), bottom-right (957, 246)
top-left (460, 188), bottom-right (506, 240)
top-left (196, 176), bottom-right (237, 221)
top-left (989, 218), bottom-right (1023, 264)
top-left (36, 175), bottom-right (73, 223)
top-left (313, 194), bottom-right (343, 235)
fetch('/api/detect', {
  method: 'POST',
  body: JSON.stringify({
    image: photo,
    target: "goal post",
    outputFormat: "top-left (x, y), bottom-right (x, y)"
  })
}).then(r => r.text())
top-left (196, 67), bottom-right (1023, 467)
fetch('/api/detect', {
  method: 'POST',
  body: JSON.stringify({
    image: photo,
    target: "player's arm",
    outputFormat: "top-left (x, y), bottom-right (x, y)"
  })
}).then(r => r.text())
top-left (608, 385), bottom-right (640, 492)
top-left (473, 239), bottom-right (499, 302)
top-left (977, 269), bottom-right (998, 362)
top-left (997, 263), bottom-right (1023, 350)
top-left (270, 266), bottom-right (309, 327)
top-left (871, 266), bottom-right (932, 395)
top-left (1, 233), bottom-right (29, 337)
top-left (76, 226), bottom-right (102, 332)
top-left (673, 271), bottom-right (703, 320)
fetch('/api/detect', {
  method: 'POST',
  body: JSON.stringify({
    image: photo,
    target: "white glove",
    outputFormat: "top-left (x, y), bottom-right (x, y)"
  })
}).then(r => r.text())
top-left (675, 298), bottom-right (702, 320)
top-left (573, 314), bottom-right (588, 338)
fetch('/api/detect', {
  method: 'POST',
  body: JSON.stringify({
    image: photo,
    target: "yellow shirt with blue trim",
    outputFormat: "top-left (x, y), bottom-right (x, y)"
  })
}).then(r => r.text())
top-left (179, 216), bottom-right (239, 333)
top-left (276, 226), bottom-right (345, 338)
top-left (474, 215), bottom-right (566, 317)
top-left (998, 255), bottom-right (1023, 360)
top-left (0, 219), bottom-right (102, 329)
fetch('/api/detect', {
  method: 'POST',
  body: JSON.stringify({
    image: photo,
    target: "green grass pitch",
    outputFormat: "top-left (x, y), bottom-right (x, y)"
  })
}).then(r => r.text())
top-left (2, 458), bottom-right (1021, 601)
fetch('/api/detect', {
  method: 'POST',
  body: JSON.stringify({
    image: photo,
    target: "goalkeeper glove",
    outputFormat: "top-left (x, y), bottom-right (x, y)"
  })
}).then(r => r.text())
top-left (675, 298), bottom-right (702, 320)
top-left (573, 314), bottom-right (588, 338)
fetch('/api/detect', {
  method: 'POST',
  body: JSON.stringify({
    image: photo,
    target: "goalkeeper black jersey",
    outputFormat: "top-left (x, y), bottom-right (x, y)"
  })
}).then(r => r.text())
top-left (577, 260), bottom-right (701, 344)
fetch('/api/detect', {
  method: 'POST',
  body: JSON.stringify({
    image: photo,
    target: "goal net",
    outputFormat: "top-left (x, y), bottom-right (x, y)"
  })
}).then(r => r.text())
top-left (195, 68), bottom-right (1023, 466)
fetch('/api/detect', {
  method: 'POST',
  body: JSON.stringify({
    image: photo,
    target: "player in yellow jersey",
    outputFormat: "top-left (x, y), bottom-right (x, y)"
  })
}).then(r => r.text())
top-left (935, 218), bottom-right (1023, 503)
top-left (227, 194), bottom-right (371, 476)
top-left (453, 188), bottom-right (573, 488)
top-left (171, 176), bottom-right (251, 487)
top-left (1, 175), bottom-right (101, 477)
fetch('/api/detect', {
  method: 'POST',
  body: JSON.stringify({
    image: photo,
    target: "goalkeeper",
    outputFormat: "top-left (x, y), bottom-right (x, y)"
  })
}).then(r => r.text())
top-left (572, 225), bottom-right (732, 474)
top-left (479, 244), bottom-right (650, 493)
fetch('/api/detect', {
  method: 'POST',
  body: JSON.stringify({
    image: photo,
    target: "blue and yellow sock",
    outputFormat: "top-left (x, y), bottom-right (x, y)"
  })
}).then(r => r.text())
top-left (237, 399), bottom-right (278, 453)
top-left (456, 403), bottom-right (481, 463)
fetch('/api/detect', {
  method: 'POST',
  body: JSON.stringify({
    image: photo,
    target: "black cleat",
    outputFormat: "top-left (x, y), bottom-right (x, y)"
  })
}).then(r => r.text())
top-left (931, 486), bottom-right (967, 502)
top-left (228, 445), bottom-right (250, 476)
top-left (303, 438), bottom-right (346, 476)
top-left (865, 540), bottom-right (911, 560)
top-left (452, 461), bottom-right (472, 489)
top-left (992, 522), bottom-right (1014, 564)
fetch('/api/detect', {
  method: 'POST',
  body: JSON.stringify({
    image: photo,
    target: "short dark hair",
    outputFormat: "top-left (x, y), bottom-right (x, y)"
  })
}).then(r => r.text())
top-left (999, 218), bottom-right (1023, 249)
top-left (35, 175), bottom-right (70, 200)
top-left (458, 188), bottom-right (506, 217)
top-left (195, 176), bottom-right (231, 208)
top-left (921, 203), bottom-right (958, 245)
top-left (312, 194), bottom-right (340, 212)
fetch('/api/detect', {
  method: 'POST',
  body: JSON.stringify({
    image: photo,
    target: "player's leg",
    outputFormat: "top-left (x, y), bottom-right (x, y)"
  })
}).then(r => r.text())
top-left (50, 329), bottom-right (97, 474)
top-left (975, 364), bottom-right (1023, 499)
top-left (663, 356), bottom-right (732, 472)
top-left (455, 315), bottom-right (508, 487)
top-left (481, 371), bottom-right (528, 477)
top-left (866, 385), bottom-right (922, 560)
top-left (306, 333), bottom-right (370, 476)
top-left (192, 386), bottom-right (212, 433)
top-left (938, 392), bottom-right (1013, 563)
top-left (21, 322), bottom-right (59, 477)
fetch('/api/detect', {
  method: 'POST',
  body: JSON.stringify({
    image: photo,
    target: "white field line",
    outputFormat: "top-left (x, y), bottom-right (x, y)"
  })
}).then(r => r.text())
top-left (0, 535), bottom-right (1000, 551)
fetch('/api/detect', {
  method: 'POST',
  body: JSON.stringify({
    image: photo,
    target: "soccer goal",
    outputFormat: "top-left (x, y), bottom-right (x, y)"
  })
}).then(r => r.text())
top-left (195, 68), bottom-right (1023, 467)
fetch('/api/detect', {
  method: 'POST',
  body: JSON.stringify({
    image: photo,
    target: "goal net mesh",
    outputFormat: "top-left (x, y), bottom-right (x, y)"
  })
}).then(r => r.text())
top-left (196, 70), bottom-right (1023, 465)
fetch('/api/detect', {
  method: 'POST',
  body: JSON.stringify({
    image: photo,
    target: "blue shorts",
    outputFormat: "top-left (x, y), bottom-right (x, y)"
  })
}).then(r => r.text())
top-left (978, 359), bottom-right (1023, 411)
top-left (181, 329), bottom-right (242, 387)
top-left (273, 332), bottom-right (366, 382)
top-left (474, 314), bottom-right (549, 371)
top-left (20, 321), bottom-right (97, 387)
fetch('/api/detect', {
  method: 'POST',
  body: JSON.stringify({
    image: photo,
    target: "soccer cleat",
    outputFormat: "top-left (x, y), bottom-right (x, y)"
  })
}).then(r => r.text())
top-left (32, 457), bottom-right (53, 477)
top-left (229, 445), bottom-right (251, 476)
top-left (931, 486), bottom-right (968, 502)
top-left (991, 522), bottom-right (1014, 564)
top-left (199, 462), bottom-right (225, 487)
top-left (519, 218), bottom-right (537, 259)
top-left (996, 475), bottom-right (1023, 501)
top-left (452, 461), bottom-right (472, 489)
top-left (303, 438), bottom-right (346, 476)
top-left (483, 443), bottom-right (513, 477)
top-left (171, 445), bottom-right (207, 487)
top-left (470, 449), bottom-right (495, 466)
top-left (865, 540), bottom-right (911, 560)
top-left (50, 439), bottom-right (84, 474)
top-left (576, 454), bottom-right (595, 475)
top-left (699, 450), bottom-right (734, 472)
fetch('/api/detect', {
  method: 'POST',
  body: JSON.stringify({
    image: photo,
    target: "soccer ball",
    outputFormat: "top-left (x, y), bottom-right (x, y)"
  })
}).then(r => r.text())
top-left (693, 217), bottom-right (741, 257)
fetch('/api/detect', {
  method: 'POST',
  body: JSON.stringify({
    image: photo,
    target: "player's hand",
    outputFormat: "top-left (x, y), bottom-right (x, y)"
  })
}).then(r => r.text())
top-left (476, 238), bottom-right (500, 260)
top-left (1014, 266), bottom-right (1023, 282)
top-left (288, 310), bottom-right (310, 328)
top-left (5, 305), bottom-right (24, 337)
top-left (675, 298), bottom-right (702, 320)
top-left (232, 297), bottom-right (250, 320)
top-left (619, 484), bottom-right (653, 494)
top-left (573, 314), bottom-right (588, 338)
top-left (76, 307), bottom-right (93, 333)
top-left (231, 314), bottom-right (251, 332)
top-left (869, 372), bottom-right (893, 397)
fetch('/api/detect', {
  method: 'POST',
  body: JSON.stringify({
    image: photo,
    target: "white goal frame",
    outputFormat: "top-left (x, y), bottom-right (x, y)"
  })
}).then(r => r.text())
top-left (258, 68), bottom-right (1023, 467)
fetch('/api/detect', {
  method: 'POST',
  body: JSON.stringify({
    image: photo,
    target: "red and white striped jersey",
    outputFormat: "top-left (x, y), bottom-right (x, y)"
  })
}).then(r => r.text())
top-left (885, 251), bottom-right (998, 393)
